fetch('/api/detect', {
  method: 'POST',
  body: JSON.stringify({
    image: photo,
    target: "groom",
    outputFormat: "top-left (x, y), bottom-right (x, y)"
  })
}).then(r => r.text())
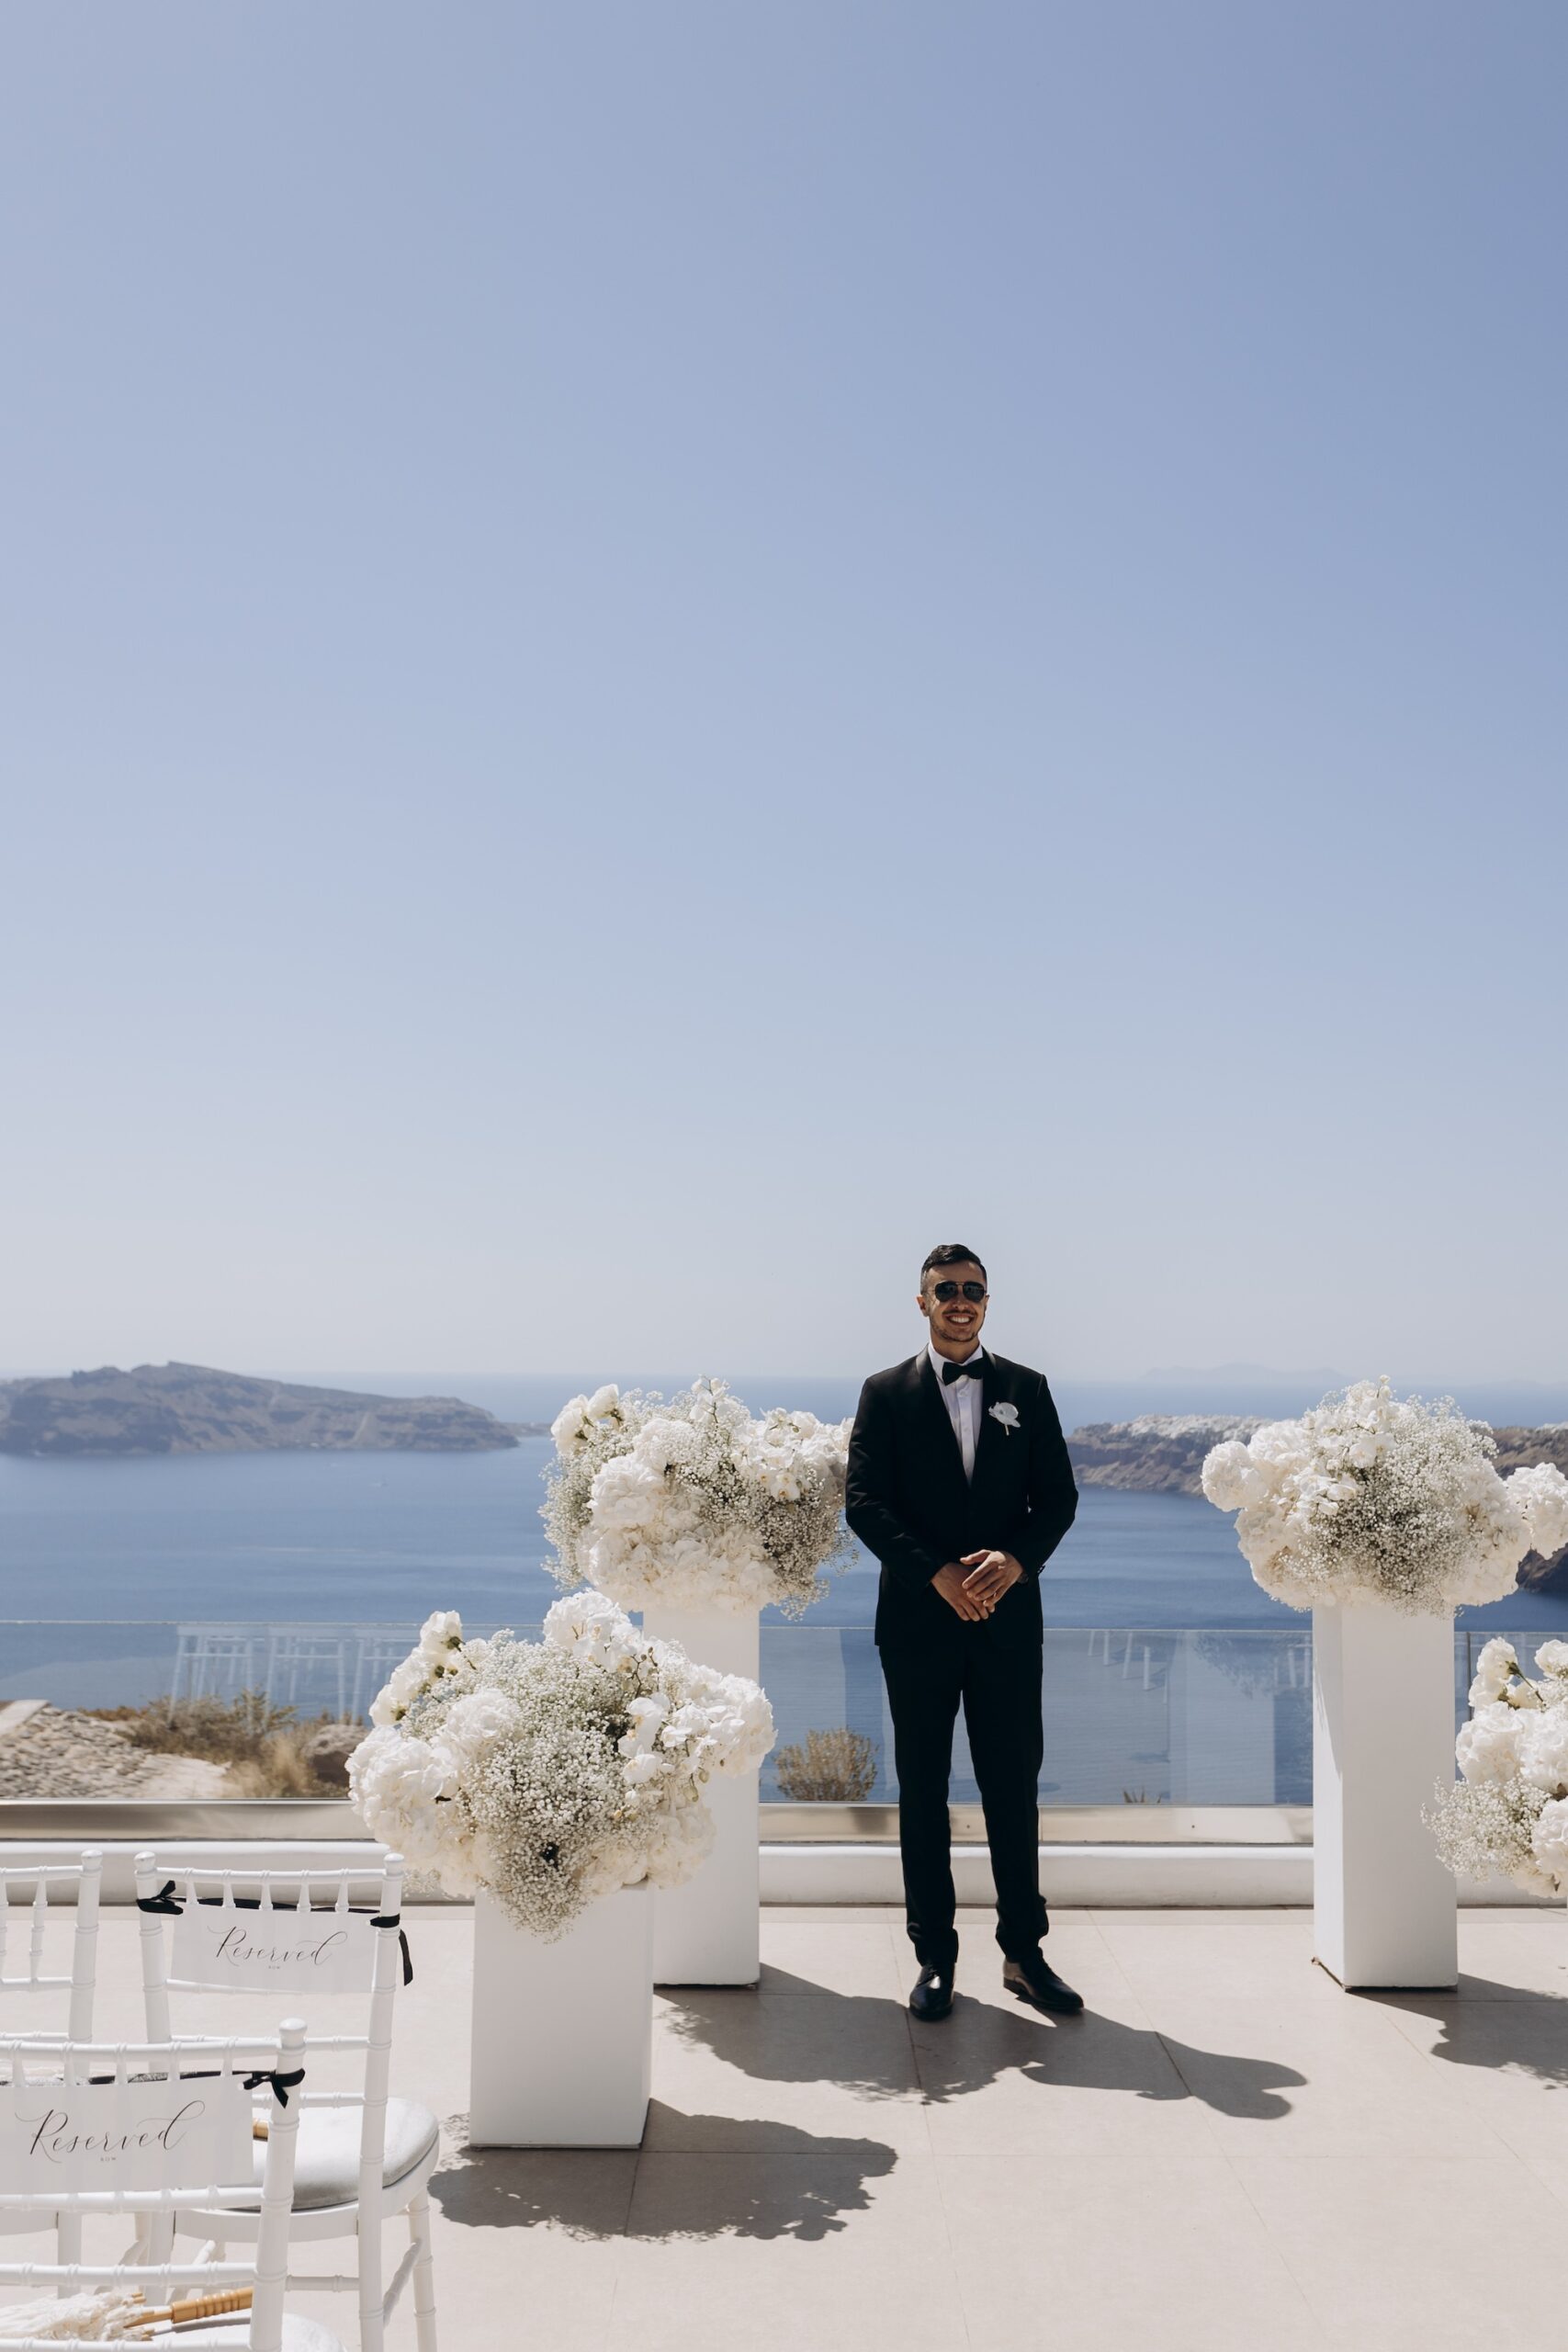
top-left (846, 1246), bottom-right (1083, 2019)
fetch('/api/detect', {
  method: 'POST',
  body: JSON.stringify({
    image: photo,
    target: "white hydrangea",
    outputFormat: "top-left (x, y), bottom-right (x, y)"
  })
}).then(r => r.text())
top-left (1199, 1441), bottom-right (1271, 1513)
top-left (542, 1377), bottom-right (853, 1615)
top-left (1505, 1463), bottom-right (1568, 1562)
top-left (543, 1585), bottom-right (644, 1669)
top-left (1201, 1378), bottom-right (1542, 1614)
top-left (348, 1599), bottom-right (775, 1938)
top-left (1455, 1703), bottom-right (1525, 1787)
top-left (1529, 1796), bottom-right (1568, 1885)
top-left (1517, 1706), bottom-right (1568, 1797)
top-left (346, 1724), bottom-right (457, 1874)
top-left (1432, 1637), bottom-right (1568, 1895)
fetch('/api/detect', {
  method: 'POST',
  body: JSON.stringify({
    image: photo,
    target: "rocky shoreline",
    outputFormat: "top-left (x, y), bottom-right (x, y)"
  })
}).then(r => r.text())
top-left (0, 1702), bottom-right (231, 1800)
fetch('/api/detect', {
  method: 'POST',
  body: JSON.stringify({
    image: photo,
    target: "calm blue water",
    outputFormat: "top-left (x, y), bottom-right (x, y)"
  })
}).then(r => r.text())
top-left (1, 1430), bottom-right (1562, 1635)
top-left (3, 1418), bottom-right (1563, 1804)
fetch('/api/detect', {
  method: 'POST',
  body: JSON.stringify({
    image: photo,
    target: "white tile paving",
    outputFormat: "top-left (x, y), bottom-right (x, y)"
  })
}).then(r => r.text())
top-left (5, 1902), bottom-right (1566, 2352)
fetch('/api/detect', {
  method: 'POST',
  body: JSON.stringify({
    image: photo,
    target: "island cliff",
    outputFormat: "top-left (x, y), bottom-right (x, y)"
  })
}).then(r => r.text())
top-left (0, 1363), bottom-right (525, 1456)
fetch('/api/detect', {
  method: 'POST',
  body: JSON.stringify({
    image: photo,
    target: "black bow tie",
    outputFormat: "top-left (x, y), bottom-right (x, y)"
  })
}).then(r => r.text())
top-left (942, 1358), bottom-right (984, 1385)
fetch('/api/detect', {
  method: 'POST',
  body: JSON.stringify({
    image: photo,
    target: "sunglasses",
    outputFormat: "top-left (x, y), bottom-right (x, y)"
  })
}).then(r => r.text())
top-left (931, 1281), bottom-right (987, 1303)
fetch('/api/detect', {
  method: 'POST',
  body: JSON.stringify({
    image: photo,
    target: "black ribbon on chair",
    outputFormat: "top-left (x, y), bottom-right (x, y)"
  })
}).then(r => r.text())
top-left (243, 2065), bottom-right (306, 2107)
top-left (136, 1881), bottom-right (184, 1916)
top-left (369, 1913), bottom-right (414, 1986)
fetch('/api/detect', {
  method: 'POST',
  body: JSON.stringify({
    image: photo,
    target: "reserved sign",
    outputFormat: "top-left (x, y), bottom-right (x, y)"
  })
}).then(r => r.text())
top-left (172, 1900), bottom-right (378, 1995)
top-left (0, 2070), bottom-right (253, 2193)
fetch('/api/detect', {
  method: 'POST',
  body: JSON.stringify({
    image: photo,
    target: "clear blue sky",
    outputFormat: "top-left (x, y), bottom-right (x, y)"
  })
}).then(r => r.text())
top-left (4, 4), bottom-right (1564, 1383)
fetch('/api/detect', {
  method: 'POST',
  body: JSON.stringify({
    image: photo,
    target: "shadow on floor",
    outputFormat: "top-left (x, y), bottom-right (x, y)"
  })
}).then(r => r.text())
top-left (1366, 1978), bottom-right (1568, 2085)
top-left (430, 2108), bottom-right (898, 2242)
top-left (662, 1972), bottom-right (1306, 2120)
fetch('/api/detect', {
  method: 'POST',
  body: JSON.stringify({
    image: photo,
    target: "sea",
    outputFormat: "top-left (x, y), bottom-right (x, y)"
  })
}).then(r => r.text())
top-left (3, 1371), bottom-right (1563, 1804)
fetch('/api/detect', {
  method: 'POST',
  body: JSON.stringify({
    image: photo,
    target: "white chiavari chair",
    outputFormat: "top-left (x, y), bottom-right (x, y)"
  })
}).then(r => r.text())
top-left (0, 2018), bottom-right (345, 2352)
top-left (262, 1633), bottom-right (349, 1723)
top-left (0, 1854), bottom-right (103, 2272)
top-left (170, 1629), bottom-right (265, 1709)
top-left (0, 1854), bottom-right (102, 2041)
top-left (133, 1851), bottom-right (435, 2352)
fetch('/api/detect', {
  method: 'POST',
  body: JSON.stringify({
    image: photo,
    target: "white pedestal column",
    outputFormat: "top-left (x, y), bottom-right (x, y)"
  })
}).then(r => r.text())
top-left (468, 1884), bottom-right (652, 2147)
top-left (640, 1604), bottom-right (762, 1986)
top-left (1312, 1602), bottom-right (1458, 1990)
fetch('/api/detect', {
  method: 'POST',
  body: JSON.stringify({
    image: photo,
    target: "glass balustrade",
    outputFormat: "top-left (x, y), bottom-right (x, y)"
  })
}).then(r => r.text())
top-left (0, 1617), bottom-right (1534, 1820)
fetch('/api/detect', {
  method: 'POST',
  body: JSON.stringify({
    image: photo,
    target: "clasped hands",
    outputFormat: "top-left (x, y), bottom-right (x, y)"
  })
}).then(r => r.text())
top-left (931, 1550), bottom-right (1023, 1622)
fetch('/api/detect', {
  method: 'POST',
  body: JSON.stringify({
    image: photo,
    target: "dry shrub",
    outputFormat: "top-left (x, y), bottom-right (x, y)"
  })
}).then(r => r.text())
top-left (90, 1690), bottom-right (301, 1763)
top-left (88, 1692), bottom-right (345, 1794)
top-left (225, 1728), bottom-right (340, 1801)
top-left (773, 1726), bottom-right (876, 1804)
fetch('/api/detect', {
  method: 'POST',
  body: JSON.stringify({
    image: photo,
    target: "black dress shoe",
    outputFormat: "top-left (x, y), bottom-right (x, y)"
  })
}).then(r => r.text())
top-left (1002, 1952), bottom-right (1084, 2016)
top-left (909, 1964), bottom-right (954, 2020)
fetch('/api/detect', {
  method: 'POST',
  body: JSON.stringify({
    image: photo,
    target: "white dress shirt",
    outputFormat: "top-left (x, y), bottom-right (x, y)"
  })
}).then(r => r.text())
top-left (928, 1340), bottom-right (985, 1483)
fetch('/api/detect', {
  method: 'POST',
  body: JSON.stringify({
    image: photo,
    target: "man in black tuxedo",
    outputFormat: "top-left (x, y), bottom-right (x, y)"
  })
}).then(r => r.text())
top-left (846, 1245), bottom-right (1082, 2020)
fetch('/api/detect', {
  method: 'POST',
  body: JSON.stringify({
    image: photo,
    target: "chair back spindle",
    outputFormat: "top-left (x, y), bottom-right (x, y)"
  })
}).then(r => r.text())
top-left (0, 1856), bottom-right (102, 2039)
top-left (0, 2019), bottom-right (329, 2352)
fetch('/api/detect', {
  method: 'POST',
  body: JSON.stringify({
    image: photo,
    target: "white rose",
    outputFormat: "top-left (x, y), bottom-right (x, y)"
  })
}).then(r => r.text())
top-left (1468, 1638), bottom-right (1521, 1709)
top-left (550, 1394), bottom-right (592, 1455)
top-left (584, 1384), bottom-right (622, 1424)
top-left (369, 1652), bottom-right (426, 1727)
top-left (417, 1609), bottom-right (464, 1657)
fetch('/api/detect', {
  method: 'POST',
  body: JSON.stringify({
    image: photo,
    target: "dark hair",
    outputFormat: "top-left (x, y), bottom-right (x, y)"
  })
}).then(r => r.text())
top-left (920, 1243), bottom-right (987, 1287)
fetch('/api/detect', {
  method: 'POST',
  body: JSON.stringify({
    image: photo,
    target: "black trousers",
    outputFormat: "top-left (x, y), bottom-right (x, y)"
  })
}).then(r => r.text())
top-left (880, 1633), bottom-right (1047, 1973)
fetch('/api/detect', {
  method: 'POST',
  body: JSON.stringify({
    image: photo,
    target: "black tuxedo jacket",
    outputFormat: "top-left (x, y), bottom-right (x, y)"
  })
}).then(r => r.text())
top-left (846, 1349), bottom-right (1078, 1653)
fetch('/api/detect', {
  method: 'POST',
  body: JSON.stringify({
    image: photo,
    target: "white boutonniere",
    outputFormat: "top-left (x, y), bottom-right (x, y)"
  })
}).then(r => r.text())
top-left (989, 1402), bottom-right (1021, 1437)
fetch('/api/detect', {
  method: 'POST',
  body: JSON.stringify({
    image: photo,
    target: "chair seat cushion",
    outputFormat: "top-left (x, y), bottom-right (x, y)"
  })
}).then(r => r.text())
top-left (171, 2318), bottom-right (345, 2352)
top-left (246, 2098), bottom-right (440, 2213)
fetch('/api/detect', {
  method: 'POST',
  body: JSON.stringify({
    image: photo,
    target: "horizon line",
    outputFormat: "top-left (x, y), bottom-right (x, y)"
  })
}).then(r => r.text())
top-left (7, 1362), bottom-right (1568, 1391)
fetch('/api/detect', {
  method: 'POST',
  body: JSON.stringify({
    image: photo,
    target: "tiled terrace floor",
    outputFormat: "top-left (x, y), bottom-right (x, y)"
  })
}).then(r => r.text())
top-left (16, 1904), bottom-right (1568, 2352)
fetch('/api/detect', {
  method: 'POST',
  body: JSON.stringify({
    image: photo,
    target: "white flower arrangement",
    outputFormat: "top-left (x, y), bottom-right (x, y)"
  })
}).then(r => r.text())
top-left (348, 1598), bottom-right (774, 1938)
top-left (1429, 1637), bottom-right (1568, 1894)
top-left (543, 1377), bottom-right (854, 1616)
top-left (1200, 1378), bottom-right (1568, 1614)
